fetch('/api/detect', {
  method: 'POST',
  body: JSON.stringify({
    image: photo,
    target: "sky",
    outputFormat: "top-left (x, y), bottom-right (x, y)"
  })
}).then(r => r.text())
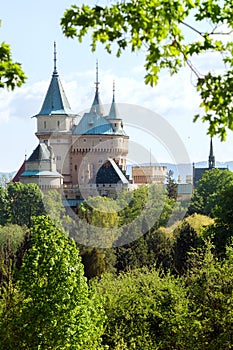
top-left (1, 0), bottom-right (233, 173)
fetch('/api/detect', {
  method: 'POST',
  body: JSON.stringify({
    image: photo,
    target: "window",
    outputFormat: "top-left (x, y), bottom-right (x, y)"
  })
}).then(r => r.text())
top-left (57, 120), bottom-right (60, 128)
top-left (56, 156), bottom-right (61, 161)
top-left (83, 138), bottom-right (86, 142)
top-left (44, 121), bottom-right (46, 129)
top-left (74, 165), bottom-right (77, 171)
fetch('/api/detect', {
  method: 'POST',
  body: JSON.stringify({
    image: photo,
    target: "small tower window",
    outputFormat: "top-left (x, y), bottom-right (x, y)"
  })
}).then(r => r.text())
top-left (57, 121), bottom-right (60, 128)
top-left (44, 121), bottom-right (46, 129)
top-left (74, 165), bottom-right (77, 171)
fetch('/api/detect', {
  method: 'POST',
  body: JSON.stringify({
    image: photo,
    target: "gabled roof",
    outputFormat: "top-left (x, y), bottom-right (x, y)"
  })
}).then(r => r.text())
top-left (27, 143), bottom-right (51, 162)
top-left (12, 160), bottom-right (26, 182)
top-left (36, 43), bottom-right (74, 116)
top-left (96, 158), bottom-right (129, 185)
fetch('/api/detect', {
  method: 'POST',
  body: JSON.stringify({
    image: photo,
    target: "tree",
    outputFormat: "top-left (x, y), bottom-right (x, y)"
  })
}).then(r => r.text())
top-left (184, 242), bottom-right (233, 349)
top-left (7, 182), bottom-right (46, 227)
top-left (205, 182), bottom-right (233, 256)
top-left (0, 224), bottom-right (26, 289)
top-left (0, 216), bottom-right (105, 350)
top-left (0, 23), bottom-right (26, 90)
top-left (61, 0), bottom-right (233, 140)
top-left (93, 268), bottom-right (188, 349)
top-left (188, 168), bottom-right (233, 217)
top-left (166, 170), bottom-right (178, 200)
top-left (0, 186), bottom-right (10, 225)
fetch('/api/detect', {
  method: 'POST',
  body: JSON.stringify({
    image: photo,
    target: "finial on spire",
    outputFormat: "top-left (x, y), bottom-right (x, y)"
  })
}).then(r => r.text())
top-left (113, 80), bottom-right (115, 97)
top-left (95, 59), bottom-right (100, 91)
top-left (53, 41), bottom-right (58, 74)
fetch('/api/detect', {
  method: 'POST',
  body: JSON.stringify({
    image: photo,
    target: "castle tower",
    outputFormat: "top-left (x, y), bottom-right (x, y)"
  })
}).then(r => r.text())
top-left (71, 69), bottom-right (129, 186)
top-left (34, 42), bottom-right (77, 183)
top-left (19, 143), bottom-right (63, 189)
top-left (106, 81), bottom-right (128, 172)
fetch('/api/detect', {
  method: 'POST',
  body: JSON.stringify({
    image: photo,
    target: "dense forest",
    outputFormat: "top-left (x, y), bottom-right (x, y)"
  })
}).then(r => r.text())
top-left (0, 168), bottom-right (233, 349)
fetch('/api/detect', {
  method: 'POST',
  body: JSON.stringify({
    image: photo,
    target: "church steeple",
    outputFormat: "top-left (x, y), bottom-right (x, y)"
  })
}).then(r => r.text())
top-left (107, 80), bottom-right (120, 119)
top-left (90, 60), bottom-right (105, 116)
top-left (209, 137), bottom-right (215, 169)
top-left (37, 42), bottom-right (73, 116)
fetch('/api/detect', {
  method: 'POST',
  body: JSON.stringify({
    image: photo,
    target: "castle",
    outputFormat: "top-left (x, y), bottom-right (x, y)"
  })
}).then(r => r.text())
top-left (15, 44), bottom-right (130, 203)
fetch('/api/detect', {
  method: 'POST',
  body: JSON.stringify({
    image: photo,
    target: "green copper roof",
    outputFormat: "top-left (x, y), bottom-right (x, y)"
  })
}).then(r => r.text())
top-left (90, 88), bottom-right (105, 116)
top-left (20, 170), bottom-right (63, 178)
top-left (107, 84), bottom-right (120, 119)
top-left (72, 111), bottom-right (115, 135)
top-left (38, 71), bottom-right (74, 115)
top-left (37, 43), bottom-right (74, 116)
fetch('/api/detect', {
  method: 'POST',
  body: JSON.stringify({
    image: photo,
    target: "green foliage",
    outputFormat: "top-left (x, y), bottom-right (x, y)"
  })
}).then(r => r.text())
top-left (184, 242), bottom-right (233, 349)
top-left (188, 168), bottom-right (233, 217)
top-left (0, 224), bottom-right (26, 289)
top-left (61, 0), bottom-right (233, 139)
top-left (77, 196), bottom-right (120, 247)
top-left (166, 170), bottom-right (178, 200)
top-left (0, 186), bottom-right (10, 225)
top-left (0, 41), bottom-right (26, 90)
top-left (93, 268), bottom-right (188, 350)
top-left (7, 182), bottom-right (46, 227)
top-left (0, 216), bottom-right (105, 350)
top-left (173, 214), bottom-right (214, 274)
top-left (205, 182), bottom-right (233, 256)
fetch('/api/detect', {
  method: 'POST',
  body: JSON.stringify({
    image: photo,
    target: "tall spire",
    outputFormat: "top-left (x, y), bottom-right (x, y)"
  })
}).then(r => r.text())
top-left (53, 41), bottom-right (58, 75)
top-left (95, 60), bottom-right (100, 92)
top-left (37, 42), bottom-right (73, 116)
top-left (209, 137), bottom-right (215, 169)
top-left (107, 80), bottom-right (120, 119)
top-left (90, 60), bottom-right (105, 115)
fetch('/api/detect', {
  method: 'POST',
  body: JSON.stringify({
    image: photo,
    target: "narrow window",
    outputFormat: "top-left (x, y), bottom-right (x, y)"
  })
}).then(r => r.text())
top-left (44, 121), bottom-right (46, 129)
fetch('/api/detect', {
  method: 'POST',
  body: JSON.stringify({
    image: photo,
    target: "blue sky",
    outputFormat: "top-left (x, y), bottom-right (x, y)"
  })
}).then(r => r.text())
top-left (1, 0), bottom-right (232, 173)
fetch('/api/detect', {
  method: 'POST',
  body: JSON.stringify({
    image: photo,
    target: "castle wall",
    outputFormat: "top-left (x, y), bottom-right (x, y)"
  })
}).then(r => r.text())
top-left (70, 134), bottom-right (128, 185)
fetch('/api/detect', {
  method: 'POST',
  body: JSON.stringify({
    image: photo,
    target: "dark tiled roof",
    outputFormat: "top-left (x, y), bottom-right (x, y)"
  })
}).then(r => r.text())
top-left (27, 143), bottom-right (51, 162)
top-left (96, 158), bottom-right (129, 184)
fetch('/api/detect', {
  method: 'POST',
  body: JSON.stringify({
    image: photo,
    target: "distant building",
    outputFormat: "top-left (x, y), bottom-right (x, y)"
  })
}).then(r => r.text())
top-left (193, 138), bottom-right (227, 188)
top-left (132, 165), bottom-right (167, 185)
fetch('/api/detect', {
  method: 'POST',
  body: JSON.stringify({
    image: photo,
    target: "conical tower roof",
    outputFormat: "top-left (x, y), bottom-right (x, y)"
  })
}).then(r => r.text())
top-left (38, 43), bottom-right (73, 116)
top-left (27, 143), bottom-right (51, 162)
top-left (107, 81), bottom-right (120, 119)
top-left (89, 61), bottom-right (105, 116)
